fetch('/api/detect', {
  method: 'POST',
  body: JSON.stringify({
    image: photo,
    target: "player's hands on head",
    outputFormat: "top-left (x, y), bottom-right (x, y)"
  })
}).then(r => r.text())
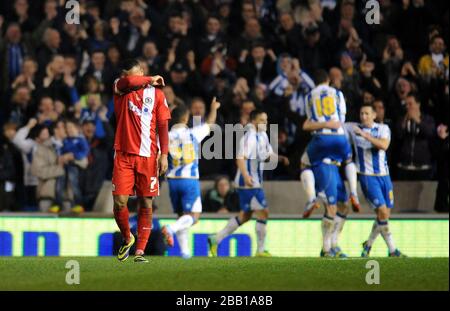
top-left (151, 75), bottom-right (165, 87)
top-left (159, 154), bottom-right (168, 176)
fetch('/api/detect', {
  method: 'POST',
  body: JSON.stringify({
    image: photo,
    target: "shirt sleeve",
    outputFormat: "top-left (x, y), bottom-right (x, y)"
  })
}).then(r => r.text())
top-left (156, 89), bottom-right (171, 122)
top-left (260, 132), bottom-right (274, 161)
top-left (380, 124), bottom-right (391, 140)
top-left (343, 122), bottom-right (355, 143)
top-left (237, 132), bottom-right (256, 160)
top-left (191, 124), bottom-right (211, 142)
top-left (338, 91), bottom-right (347, 123)
top-left (305, 93), bottom-right (312, 119)
top-left (115, 76), bottom-right (153, 94)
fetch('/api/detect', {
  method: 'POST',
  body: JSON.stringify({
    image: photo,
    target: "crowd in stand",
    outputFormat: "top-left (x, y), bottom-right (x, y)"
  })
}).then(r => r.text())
top-left (0, 0), bottom-right (448, 212)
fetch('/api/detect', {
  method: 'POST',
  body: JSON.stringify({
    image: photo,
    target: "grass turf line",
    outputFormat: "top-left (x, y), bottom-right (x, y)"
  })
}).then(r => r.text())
top-left (0, 257), bottom-right (447, 291)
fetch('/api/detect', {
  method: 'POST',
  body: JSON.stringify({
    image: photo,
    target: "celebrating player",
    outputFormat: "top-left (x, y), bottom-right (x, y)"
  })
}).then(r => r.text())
top-left (302, 70), bottom-right (355, 257)
top-left (208, 109), bottom-right (288, 257)
top-left (112, 59), bottom-right (171, 263)
top-left (161, 98), bottom-right (221, 259)
top-left (345, 103), bottom-right (406, 257)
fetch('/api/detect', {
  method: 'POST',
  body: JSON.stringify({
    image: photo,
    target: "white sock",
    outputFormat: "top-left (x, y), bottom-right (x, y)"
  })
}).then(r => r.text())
top-left (216, 217), bottom-right (240, 244)
top-left (345, 162), bottom-right (358, 196)
top-left (367, 221), bottom-right (381, 247)
top-left (301, 169), bottom-right (316, 202)
top-left (255, 220), bottom-right (267, 253)
top-left (378, 220), bottom-right (396, 253)
top-left (168, 215), bottom-right (194, 233)
top-left (331, 212), bottom-right (346, 248)
top-left (176, 228), bottom-right (190, 256)
top-left (321, 216), bottom-right (334, 253)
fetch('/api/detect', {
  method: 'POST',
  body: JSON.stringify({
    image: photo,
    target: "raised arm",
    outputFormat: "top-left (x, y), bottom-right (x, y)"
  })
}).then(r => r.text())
top-left (114, 75), bottom-right (166, 94)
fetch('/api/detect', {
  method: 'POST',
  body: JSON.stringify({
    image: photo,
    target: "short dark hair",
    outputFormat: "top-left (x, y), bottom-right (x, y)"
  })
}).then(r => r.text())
top-left (406, 93), bottom-right (421, 104)
top-left (250, 109), bottom-right (266, 121)
top-left (171, 105), bottom-right (189, 124)
top-left (313, 69), bottom-right (329, 85)
top-left (360, 102), bottom-right (375, 111)
top-left (121, 58), bottom-right (140, 72)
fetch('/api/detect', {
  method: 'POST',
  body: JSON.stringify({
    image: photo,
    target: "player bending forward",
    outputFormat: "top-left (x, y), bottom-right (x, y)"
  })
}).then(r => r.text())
top-left (208, 110), bottom-right (288, 257)
top-left (161, 98), bottom-right (221, 259)
top-left (112, 59), bottom-right (171, 263)
top-left (345, 103), bottom-right (406, 257)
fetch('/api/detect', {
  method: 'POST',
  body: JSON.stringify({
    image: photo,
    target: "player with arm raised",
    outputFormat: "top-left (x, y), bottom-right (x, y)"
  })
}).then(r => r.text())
top-left (112, 59), bottom-right (171, 263)
top-left (208, 110), bottom-right (287, 257)
top-left (345, 103), bottom-right (406, 257)
top-left (160, 97), bottom-right (221, 259)
top-left (301, 70), bottom-right (357, 257)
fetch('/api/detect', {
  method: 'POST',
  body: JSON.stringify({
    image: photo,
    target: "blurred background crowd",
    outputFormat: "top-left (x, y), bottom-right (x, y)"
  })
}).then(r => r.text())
top-left (0, 0), bottom-right (448, 213)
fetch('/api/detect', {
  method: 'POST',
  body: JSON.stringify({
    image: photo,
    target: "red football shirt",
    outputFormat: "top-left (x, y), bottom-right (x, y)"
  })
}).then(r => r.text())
top-left (113, 76), bottom-right (171, 157)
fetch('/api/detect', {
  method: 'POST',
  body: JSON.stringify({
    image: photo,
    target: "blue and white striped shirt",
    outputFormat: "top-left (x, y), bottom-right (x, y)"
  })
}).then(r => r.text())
top-left (167, 124), bottom-right (210, 179)
top-left (305, 84), bottom-right (346, 135)
top-left (345, 122), bottom-right (391, 176)
top-left (269, 70), bottom-right (315, 97)
top-left (234, 126), bottom-right (274, 188)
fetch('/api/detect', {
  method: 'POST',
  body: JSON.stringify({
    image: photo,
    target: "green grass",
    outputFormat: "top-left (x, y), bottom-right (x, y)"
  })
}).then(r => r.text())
top-left (0, 257), bottom-right (447, 291)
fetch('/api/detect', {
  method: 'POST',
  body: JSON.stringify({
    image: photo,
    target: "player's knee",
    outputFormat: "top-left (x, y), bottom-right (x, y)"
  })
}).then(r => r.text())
top-left (113, 195), bottom-right (129, 209)
top-left (326, 205), bottom-right (337, 217)
top-left (190, 213), bottom-right (200, 224)
top-left (239, 212), bottom-right (252, 224)
top-left (138, 197), bottom-right (153, 209)
top-left (256, 209), bottom-right (269, 220)
top-left (337, 202), bottom-right (348, 215)
top-left (377, 206), bottom-right (389, 220)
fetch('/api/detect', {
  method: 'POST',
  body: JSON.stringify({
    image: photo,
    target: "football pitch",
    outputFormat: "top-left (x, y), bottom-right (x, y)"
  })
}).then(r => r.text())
top-left (0, 257), bottom-right (448, 291)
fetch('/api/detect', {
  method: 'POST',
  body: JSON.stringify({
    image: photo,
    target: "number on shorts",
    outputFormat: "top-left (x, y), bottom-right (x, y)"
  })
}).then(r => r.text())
top-left (150, 177), bottom-right (158, 191)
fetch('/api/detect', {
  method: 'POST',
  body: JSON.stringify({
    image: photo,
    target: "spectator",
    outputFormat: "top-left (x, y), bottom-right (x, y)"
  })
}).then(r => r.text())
top-left (418, 35), bottom-right (449, 81)
top-left (0, 22), bottom-right (31, 93)
top-left (141, 41), bottom-right (164, 74)
top-left (0, 124), bottom-right (19, 211)
top-left (10, 57), bottom-right (38, 92)
top-left (382, 36), bottom-right (405, 92)
top-left (79, 116), bottom-right (113, 211)
top-left (84, 50), bottom-right (115, 94)
top-left (269, 55), bottom-right (314, 97)
top-left (196, 14), bottom-right (227, 62)
top-left (40, 55), bottom-right (74, 105)
top-left (11, 118), bottom-right (40, 211)
top-left (373, 99), bottom-right (393, 128)
top-left (237, 42), bottom-right (277, 89)
top-left (163, 85), bottom-right (185, 111)
top-left (298, 23), bottom-right (331, 74)
top-left (30, 120), bottom-right (66, 212)
top-left (276, 11), bottom-right (302, 56)
top-left (36, 28), bottom-right (61, 76)
top-left (9, 0), bottom-right (38, 34)
top-left (36, 96), bottom-right (58, 127)
top-left (434, 124), bottom-right (449, 213)
top-left (203, 176), bottom-right (239, 213)
top-left (79, 94), bottom-right (107, 139)
top-left (57, 119), bottom-right (89, 213)
top-left (7, 85), bottom-right (35, 127)
top-left (395, 94), bottom-right (436, 180)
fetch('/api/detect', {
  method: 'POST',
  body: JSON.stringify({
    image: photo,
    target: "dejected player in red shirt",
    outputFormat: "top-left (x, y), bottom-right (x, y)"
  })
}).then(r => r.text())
top-left (112, 59), bottom-right (171, 263)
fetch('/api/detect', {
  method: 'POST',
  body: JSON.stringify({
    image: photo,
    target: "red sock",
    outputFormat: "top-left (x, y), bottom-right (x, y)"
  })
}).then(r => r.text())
top-left (114, 207), bottom-right (131, 242)
top-left (136, 207), bottom-right (153, 254)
